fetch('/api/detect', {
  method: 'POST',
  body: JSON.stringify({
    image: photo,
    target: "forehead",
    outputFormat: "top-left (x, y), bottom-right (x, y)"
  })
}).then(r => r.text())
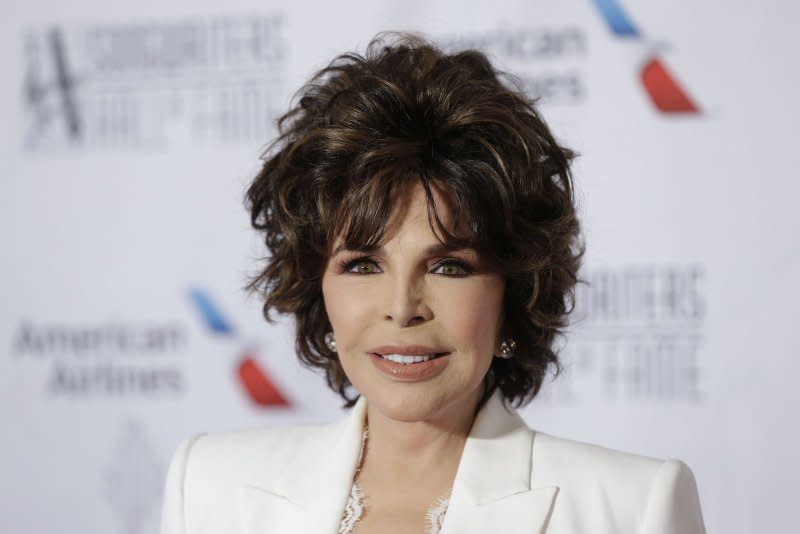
top-left (389, 181), bottom-right (460, 232)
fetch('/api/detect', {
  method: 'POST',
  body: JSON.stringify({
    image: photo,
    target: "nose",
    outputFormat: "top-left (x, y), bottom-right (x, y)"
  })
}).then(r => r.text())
top-left (383, 273), bottom-right (433, 327)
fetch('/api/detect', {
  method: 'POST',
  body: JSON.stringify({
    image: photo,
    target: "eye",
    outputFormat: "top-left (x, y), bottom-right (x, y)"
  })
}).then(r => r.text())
top-left (340, 256), bottom-right (382, 274)
top-left (431, 259), bottom-right (472, 277)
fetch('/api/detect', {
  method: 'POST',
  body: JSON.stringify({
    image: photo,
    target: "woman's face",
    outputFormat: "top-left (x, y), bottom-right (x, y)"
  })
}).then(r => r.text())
top-left (321, 182), bottom-right (505, 423)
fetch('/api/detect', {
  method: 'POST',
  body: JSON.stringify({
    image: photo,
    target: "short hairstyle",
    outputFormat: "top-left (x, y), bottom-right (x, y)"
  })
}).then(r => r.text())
top-left (245, 32), bottom-right (582, 409)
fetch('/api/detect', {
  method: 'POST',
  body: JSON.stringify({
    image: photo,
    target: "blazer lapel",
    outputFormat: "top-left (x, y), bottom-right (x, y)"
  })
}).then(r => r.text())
top-left (439, 392), bottom-right (558, 534)
top-left (239, 396), bottom-right (368, 534)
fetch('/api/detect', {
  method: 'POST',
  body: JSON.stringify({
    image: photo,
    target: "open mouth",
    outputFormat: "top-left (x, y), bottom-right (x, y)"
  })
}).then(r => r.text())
top-left (372, 352), bottom-right (450, 365)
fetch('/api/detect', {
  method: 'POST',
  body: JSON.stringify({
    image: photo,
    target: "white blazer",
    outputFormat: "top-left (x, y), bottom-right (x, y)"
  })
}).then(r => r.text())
top-left (160, 390), bottom-right (706, 534)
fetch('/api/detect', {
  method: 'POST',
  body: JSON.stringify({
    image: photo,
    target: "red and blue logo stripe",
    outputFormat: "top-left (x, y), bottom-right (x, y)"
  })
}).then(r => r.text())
top-left (592, 0), bottom-right (700, 113)
top-left (188, 288), bottom-right (290, 408)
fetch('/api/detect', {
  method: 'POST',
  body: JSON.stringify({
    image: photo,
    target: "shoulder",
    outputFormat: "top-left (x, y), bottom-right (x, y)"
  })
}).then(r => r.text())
top-left (529, 430), bottom-right (706, 533)
top-left (531, 428), bottom-right (699, 492)
top-left (161, 421), bottom-right (343, 534)
top-left (532, 430), bottom-right (666, 484)
top-left (166, 419), bottom-right (342, 487)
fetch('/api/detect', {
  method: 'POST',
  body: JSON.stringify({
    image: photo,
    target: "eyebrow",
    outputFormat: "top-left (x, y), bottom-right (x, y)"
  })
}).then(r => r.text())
top-left (330, 241), bottom-right (474, 257)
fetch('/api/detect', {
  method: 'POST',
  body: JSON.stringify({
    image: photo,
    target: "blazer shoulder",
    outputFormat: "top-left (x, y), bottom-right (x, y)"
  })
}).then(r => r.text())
top-left (173, 418), bottom-right (343, 489)
top-left (533, 430), bottom-right (665, 480)
top-left (530, 431), bottom-right (706, 533)
top-left (161, 421), bottom-right (343, 534)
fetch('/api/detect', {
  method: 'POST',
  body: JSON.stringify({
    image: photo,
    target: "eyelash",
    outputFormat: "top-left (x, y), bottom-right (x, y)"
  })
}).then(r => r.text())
top-left (337, 255), bottom-right (473, 277)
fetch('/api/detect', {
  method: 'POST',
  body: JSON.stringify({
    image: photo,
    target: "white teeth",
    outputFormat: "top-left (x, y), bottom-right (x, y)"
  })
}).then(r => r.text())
top-left (380, 353), bottom-right (436, 364)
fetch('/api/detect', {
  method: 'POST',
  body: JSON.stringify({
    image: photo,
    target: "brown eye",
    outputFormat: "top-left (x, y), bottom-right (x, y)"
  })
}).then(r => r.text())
top-left (432, 260), bottom-right (471, 277)
top-left (342, 257), bottom-right (382, 274)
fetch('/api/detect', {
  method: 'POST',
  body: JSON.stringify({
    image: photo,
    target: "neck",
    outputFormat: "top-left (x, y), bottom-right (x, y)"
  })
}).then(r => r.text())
top-left (357, 389), bottom-right (482, 490)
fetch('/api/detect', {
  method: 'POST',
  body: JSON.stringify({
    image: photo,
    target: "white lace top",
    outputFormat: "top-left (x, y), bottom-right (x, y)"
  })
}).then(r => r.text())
top-left (337, 428), bottom-right (451, 534)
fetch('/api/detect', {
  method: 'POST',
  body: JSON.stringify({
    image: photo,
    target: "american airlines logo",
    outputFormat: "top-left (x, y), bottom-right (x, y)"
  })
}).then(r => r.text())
top-left (591, 0), bottom-right (701, 113)
top-left (188, 289), bottom-right (291, 408)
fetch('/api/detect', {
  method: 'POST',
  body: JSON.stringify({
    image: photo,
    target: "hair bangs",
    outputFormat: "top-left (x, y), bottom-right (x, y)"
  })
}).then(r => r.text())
top-left (327, 169), bottom-right (489, 261)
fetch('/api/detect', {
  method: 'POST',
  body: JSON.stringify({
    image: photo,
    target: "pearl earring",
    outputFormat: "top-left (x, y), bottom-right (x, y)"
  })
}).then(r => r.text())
top-left (324, 332), bottom-right (337, 352)
top-left (498, 338), bottom-right (517, 359)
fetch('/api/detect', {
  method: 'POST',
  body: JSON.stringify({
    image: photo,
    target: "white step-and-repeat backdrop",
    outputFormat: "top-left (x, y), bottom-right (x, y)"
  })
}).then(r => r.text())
top-left (2, 0), bottom-right (798, 532)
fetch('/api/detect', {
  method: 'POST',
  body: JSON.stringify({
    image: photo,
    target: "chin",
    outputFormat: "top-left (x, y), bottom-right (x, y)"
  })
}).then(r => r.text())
top-left (363, 382), bottom-right (479, 425)
top-left (385, 395), bottom-right (431, 421)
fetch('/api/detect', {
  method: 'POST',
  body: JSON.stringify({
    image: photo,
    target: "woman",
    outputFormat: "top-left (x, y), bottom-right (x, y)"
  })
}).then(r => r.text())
top-left (161, 33), bottom-right (706, 533)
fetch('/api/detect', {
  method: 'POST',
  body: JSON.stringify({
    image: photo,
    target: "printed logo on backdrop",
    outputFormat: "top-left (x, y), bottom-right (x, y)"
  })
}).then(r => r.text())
top-left (11, 320), bottom-right (186, 396)
top-left (22, 14), bottom-right (286, 151)
top-left (9, 290), bottom-right (289, 406)
top-left (591, 0), bottom-right (701, 113)
top-left (439, 27), bottom-right (587, 106)
top-left (188, 288), bottom-right (291, 408)
top-left (104, 418), bottom-right (162, 534)
top-left (437, 1), bottom-right (701, 114)
top-left (540, 265), bottom-right (705, 404)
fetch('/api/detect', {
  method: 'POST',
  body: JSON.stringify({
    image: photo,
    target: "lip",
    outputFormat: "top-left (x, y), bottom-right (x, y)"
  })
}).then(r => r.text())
top-left (367, 344), bottom-right (450, 356)
top-left (367, 351), bottom-right (451, 381)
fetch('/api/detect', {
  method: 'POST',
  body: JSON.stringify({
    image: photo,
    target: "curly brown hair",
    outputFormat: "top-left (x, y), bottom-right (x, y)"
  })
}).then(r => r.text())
top-left (245, 32), bottom-right (582, 409)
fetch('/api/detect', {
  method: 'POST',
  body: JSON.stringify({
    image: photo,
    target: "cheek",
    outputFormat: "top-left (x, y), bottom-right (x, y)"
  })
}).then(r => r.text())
top-left (321, 275), bottom-right (372, 341)
top-left (321, 276), bottom-right (347, 326)
top-left (433, 278), bottom-right (504, 352)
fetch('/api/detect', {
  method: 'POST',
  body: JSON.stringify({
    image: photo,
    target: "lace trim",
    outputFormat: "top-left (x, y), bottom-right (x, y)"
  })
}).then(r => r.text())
top-left (339, 482), bottom-right (450, 534)
top-left (338, 428), bottom-right (370, 534)
top-left (338, 482), bottom-right (366, 534)
top-left (424, 493), bottom-right (450, 534)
